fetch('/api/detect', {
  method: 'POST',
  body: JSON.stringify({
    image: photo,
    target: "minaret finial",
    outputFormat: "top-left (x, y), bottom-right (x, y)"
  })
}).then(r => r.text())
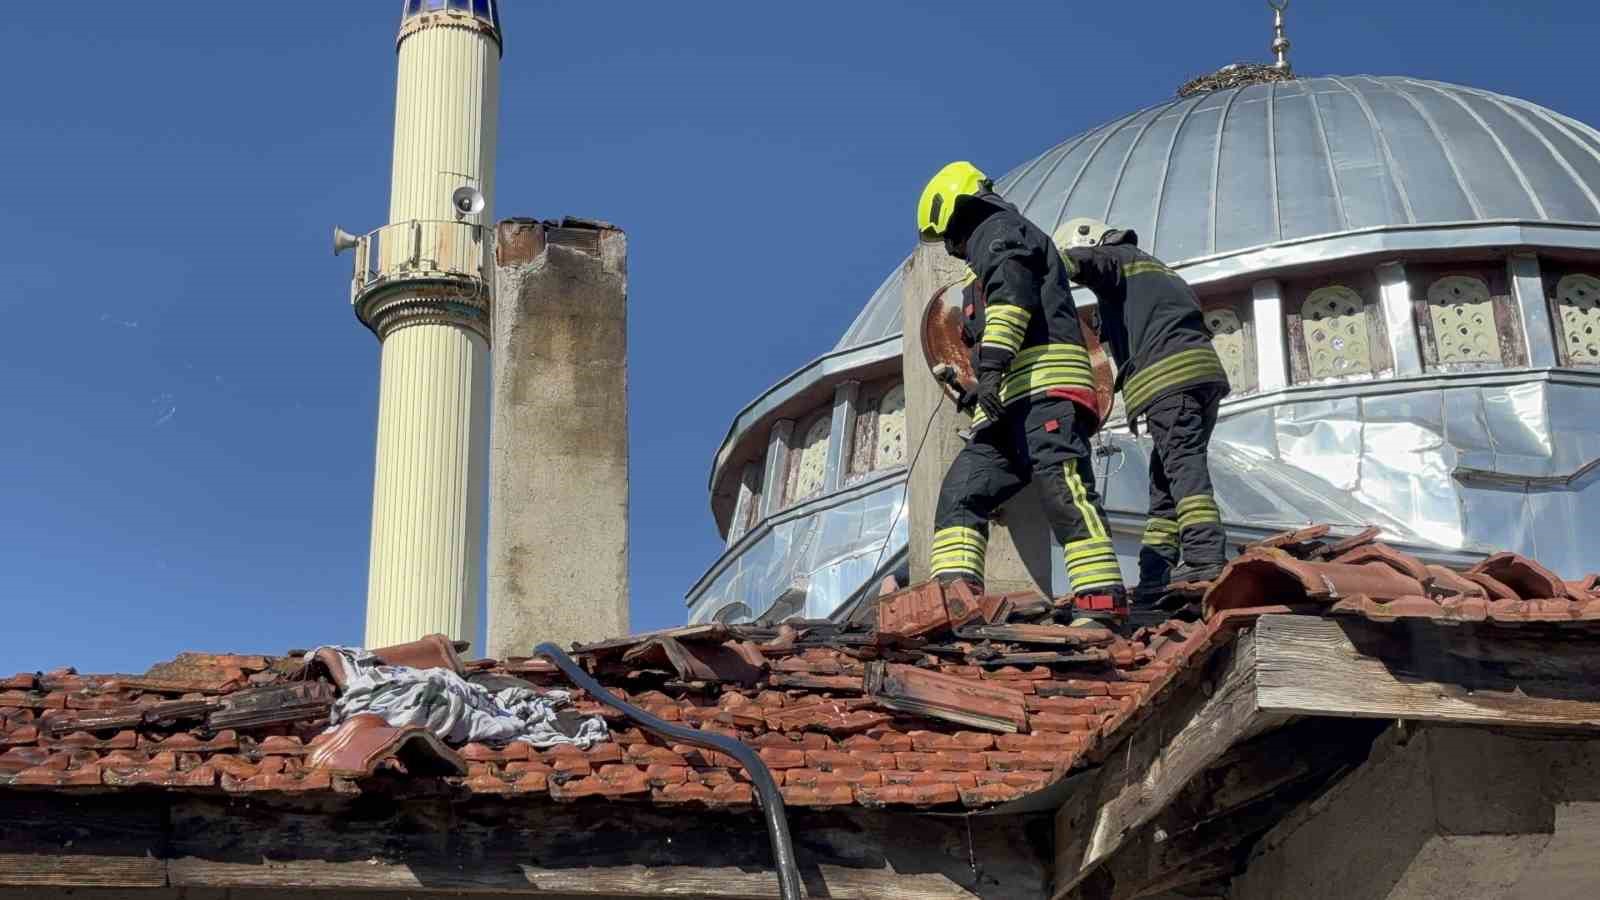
top-left (1269, 0), bottom-right (1292, 74)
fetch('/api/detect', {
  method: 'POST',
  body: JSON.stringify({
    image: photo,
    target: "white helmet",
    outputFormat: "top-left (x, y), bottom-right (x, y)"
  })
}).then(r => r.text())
top-left (1054, 217), bottom-right (1114, 251)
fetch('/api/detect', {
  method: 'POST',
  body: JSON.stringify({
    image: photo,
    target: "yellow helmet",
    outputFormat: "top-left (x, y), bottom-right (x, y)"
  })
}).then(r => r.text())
top-left (917, 161), bottom-right (989, 242)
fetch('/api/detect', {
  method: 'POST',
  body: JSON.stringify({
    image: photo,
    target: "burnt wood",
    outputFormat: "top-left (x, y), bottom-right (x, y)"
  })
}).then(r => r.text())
top-left (0, 793), bottom-right (1049, 899)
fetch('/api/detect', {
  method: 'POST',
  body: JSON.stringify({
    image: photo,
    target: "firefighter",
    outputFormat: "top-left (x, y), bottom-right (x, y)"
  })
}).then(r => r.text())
top-left (916, 162), bottom-right (1127, 625)
top-left (1053, 218), bottom-right (1230, 603)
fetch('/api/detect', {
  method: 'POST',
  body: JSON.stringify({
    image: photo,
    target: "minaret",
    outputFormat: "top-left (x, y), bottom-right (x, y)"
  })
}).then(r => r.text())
top-left (337, 0), bottom-right (502, 648)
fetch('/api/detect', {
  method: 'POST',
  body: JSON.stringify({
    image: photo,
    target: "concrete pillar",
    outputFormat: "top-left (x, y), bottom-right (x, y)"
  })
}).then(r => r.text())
top-left (899, 245), bottom-right (1055, 595)
top-left (1376, 261), bottom-right (1424, 376)
top-left (487, 218), bottom-right (629, 657)
top-left (823, 381), bottom-right (860, 494)
top-left (1509, 251), bottom-right (1559, 368)
top-left (758, 420), bottom-right (795, 521)
top-left (1250, 279), bottom-right (1289, 391)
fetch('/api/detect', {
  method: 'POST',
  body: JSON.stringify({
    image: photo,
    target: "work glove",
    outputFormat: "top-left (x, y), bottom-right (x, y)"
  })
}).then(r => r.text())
top-left (960, 368), bottom-right (1006, 424)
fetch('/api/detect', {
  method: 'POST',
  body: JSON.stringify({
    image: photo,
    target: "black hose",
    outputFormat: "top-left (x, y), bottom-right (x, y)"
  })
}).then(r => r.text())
top-left (534, 642), bottom-right (804, 900)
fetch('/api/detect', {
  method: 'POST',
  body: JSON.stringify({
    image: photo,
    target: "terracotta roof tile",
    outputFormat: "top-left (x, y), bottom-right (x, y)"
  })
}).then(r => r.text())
top-left (6, 528), bottom-right (1593, 813)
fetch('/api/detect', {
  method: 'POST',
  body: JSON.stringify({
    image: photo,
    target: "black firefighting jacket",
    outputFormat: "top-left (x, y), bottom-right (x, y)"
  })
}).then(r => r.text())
top-left (1063, 236), bottom-right (1229, 419)
top-left (958, 194), bottom-right (1095, 425)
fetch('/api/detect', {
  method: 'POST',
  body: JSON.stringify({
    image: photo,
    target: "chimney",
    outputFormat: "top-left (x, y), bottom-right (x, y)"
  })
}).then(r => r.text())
top-left (487, 218), bottom-right (630, 657)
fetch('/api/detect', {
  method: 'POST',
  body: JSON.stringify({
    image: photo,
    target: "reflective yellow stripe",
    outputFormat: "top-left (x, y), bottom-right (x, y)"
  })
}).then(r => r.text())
top-left (1142, 517), bottom-right (1181, 548)
top-left (966, 344), bottom-right (1097, 423)
top-left (1176, 494), bottom-right (1221, 529)
top-left (1065, 538), bottom-right (1116, 561)
top-left (1122, 260), bottom-right (1176, 279)
top-left (1013, 344), bottom-right (1090, 368)
top-left (1063, 466), bottom-right (1108, 542)
top-left (931, 526), bottom-right (987, 577)
top-left (1065, 536), bottom-right (1123, 591)
top-left (999, 344), bottom-right (1094, 403)
top-left (985, 305), bottom-right (1030, 330)
top-left (1121, 347), bottom-right (1227, 413)
top-left (932, 527), bottom-right (987, 550)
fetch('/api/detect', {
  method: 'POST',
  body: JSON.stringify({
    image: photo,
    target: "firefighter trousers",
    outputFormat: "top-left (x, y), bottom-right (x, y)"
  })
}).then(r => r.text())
top-left (1138, 383), bottom-right (1227, 586)
top-left (931, 395), bottom-right (1122, 595)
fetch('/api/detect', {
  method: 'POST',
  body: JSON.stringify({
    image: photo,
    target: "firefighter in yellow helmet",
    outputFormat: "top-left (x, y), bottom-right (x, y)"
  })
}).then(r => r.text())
top-left (916, 162), bottom-right (1128, 626)
top-left (1053, 217), bottom-right (1231, 605)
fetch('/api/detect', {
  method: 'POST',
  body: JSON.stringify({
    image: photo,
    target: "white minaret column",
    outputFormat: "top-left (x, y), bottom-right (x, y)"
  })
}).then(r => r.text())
top-left (349, 2), bottom-right (502, 648)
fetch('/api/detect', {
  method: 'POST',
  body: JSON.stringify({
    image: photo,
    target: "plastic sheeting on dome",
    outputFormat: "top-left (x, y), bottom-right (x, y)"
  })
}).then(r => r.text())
top-left (834, 76), bottom-right (1600, 354)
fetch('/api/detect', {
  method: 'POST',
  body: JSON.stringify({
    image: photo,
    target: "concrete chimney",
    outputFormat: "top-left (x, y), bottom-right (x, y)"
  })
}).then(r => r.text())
top-left (487, 218), bottom-right (630, 657)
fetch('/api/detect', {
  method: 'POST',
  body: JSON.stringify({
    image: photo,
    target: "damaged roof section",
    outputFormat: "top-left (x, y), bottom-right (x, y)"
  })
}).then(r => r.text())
top-left (1204, 537), bottom-right (1600, 625)
top-left (3, 527), bottom-right (1599, 814)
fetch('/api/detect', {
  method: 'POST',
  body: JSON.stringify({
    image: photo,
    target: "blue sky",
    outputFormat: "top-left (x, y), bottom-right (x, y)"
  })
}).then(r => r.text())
top-left (2, 1), bottom-right (1596, 674)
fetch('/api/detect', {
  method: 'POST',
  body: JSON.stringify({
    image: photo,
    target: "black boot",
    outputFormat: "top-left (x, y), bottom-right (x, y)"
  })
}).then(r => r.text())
top-left (1170, 561), bottom-right (1225, 585)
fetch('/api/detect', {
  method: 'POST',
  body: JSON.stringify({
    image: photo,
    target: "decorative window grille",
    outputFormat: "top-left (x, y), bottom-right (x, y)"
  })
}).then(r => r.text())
top-left (790, 415), bottom-right (831, 503)
top-left (1427, 276), bottom-right (1499, 365)
top-left (1205, 308), bottom-right (1249, 391)
top-left (1302, 285), bottom-right (1373, 379)
top-left (1556, 273), bottom-right (1600, 365)
top-left (874, 385), bottom-right (907, 468)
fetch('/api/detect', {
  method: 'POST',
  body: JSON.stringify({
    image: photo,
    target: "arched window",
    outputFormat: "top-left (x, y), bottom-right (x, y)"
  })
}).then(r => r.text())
top-left (1427, 275), bottom-right (1498, 365)
top-left (1301, 285), bottom-right (1373, 379)
top-left (1204, 307), bottom-right (1250, 392)
top-left (789, 414), bottom-right (831, 504)
top-left (874, 385), bottom-right (907, 468)
top-left (1555, 273), bottom-right (1600, 366)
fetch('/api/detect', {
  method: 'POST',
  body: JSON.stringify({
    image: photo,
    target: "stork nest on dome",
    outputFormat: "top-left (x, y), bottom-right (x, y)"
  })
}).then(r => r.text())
top-left (1178, 62), bottom-right (1294, 98)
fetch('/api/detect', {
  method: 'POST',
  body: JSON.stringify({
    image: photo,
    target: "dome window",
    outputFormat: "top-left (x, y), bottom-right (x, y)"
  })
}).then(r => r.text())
top-left (848, 377), bottom-right (910, 481)
top-left (1426, 276), bottom-right (1499, 366)
top-left (874, 385), bottom-right (907, 468)
top-left (1301, 285), bottom-right (1375, 380)
top-left (1406, 261), bottom-right (1524, 371)
top-left (1203, 302), bottom-right (1255, 393)
top-left (787, 413), bottom-right (831, 505)
top-left (1554, 273), bottom-right (1600, 366)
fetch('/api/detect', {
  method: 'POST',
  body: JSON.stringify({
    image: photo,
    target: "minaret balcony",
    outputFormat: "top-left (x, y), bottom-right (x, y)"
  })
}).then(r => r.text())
top-left (348, 219), bottom-right (492, 340)
top-left (347, 219), bottom-right (490, 304)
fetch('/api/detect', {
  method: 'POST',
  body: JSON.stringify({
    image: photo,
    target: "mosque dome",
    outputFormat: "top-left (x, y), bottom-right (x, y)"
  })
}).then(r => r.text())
top-left (691, 73), bottom-right (1600, 626)
top-left (837, 76), bottom-right (1600, 353)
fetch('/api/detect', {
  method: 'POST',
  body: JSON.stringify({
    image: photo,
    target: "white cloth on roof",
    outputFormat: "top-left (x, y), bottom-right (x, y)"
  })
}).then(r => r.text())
top-left (310, 646), bottom-right (609, 749)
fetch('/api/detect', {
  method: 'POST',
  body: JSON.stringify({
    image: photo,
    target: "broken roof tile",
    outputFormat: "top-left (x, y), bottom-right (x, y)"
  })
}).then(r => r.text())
top-left (305, 714), bottom-right (465, 779)
top-left (865, 663), bottom-right (1027, 733)
top-left (1329, 543), bottom-right (1431, 582)
top-left (1311, 526), bottom-right (1383, 560)
top-left (1470, 552), bottom-right (1572, 600)
top-left (1204, 549), bottom-right (1424, 615)
top-left (1247, 524), bottom-right (1332, 551)
top-left (876, 581), bottom-right (956, 639)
